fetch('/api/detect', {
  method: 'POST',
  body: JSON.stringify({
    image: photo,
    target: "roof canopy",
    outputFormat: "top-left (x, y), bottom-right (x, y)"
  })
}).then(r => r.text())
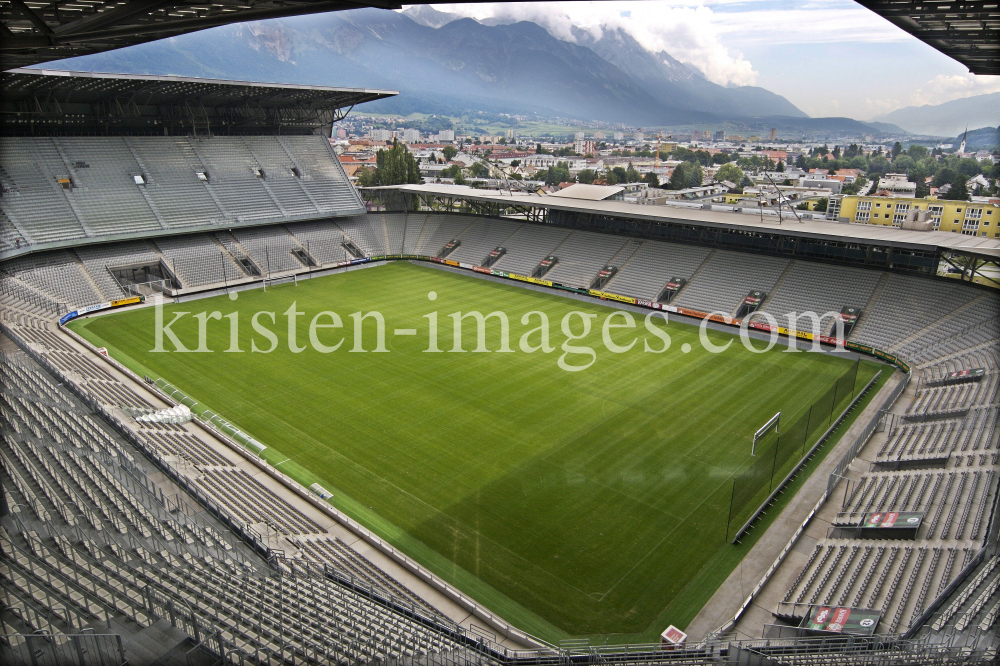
top-left (1, 68), bottom-right (396, 135)
top-left (854, 1), bottom-right (999, 75)
top-left (376, 183), bottom-right (1000, 264)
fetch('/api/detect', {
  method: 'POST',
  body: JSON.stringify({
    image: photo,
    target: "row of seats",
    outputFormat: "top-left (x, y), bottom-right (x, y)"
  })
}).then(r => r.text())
top-left (0, 349), bottom-right (476, 663)
top-left (0, 136), bottom-right (364, 247)
top-left (6, 214), bottom-right (997, 339)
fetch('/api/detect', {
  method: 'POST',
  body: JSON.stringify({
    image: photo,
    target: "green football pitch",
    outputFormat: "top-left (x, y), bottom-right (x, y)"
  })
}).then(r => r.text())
top-left (69, 261), bottom-right (885, 643)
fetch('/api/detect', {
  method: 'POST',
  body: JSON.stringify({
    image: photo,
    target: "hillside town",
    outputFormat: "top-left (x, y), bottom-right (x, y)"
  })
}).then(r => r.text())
top-left (332, 118), bottom-right (1000, 239)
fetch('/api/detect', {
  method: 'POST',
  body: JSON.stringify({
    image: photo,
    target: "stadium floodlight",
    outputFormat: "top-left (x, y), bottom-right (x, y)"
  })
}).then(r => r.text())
top-left (752, 411), bottom-right (780, 456)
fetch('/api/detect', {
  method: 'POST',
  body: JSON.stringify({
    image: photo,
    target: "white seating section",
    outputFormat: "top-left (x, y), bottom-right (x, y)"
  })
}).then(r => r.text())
top-left (2, 251), bottom-right (103, 310)
top-left (492, 224), bottom-right (573, 275)
top-left (153, 234), bottom-right (242, 288)
top-left (231, 226), bottom-right (303, 275)
top-left (543, 230), bottom-right (627, 289)
top-left (0, 138), bottom-right (90, 244)
top-left (604, 240), bottom-right (712, 301)
top-left (285, 220), bottom-right (349, 266)
top-left (852, 274), bottom-right (980, 352)
top-left (445, 218), bottom-right (520, 266)
top-left (0, 351), bottom-right (475, 663)
top-left (334, 215), bottom-right (387, 257)
top-left (673, 250), bottom-right (790, 315)
top-left (752, 262), bottom-right (882, 333)
top-left (1, 136), bottom-right (364, 248)
top-left (413, 214), bottom-right (477, 258)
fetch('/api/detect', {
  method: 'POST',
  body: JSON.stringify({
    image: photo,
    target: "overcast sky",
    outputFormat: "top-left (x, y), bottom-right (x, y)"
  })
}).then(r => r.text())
top-left (410, 1), bottom-right (1000, 120)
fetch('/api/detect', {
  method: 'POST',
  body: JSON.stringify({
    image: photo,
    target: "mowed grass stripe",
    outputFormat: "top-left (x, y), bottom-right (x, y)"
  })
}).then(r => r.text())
top-left (70, 261), bottom-right (880, 641)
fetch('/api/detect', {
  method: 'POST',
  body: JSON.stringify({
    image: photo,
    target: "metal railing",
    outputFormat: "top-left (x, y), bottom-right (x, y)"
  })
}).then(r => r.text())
top-left (1, 632), bottom-right (127, 666)
top-left (827, 370), bottom-right (910, 497)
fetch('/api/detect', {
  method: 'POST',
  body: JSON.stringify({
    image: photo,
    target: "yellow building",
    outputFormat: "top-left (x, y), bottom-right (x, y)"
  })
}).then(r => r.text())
top-left (837, 195), bottom-right (1000, 238)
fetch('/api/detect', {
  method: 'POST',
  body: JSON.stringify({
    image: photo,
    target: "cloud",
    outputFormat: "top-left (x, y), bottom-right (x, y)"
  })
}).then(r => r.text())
top-left (404, 2), bottom-right (759, 86)
top-left (908, 74), bottom-right (1000, 107)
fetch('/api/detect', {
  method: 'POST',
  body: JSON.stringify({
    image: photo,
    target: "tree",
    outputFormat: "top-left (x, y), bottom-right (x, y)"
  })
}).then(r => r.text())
top-left (907, 145), bottom-right (929, 160)
top-left (356, 166), bottom-right (378, 188)
top-left (892, 155), bottom-right (914, 172)
top-left (832, 146), bottom-right (841, 160)
top-left (469, 162), bottom-right (490, 178)
top-left (814, 198), bottom-right (828, 212)
top-left (716, 163), bottom-right (743, 185)
top-left (891, 142), bottom-right (903, 159)
top-left (368, 139), bottom-right (422, 186)
top-left (577, 169), bottom-right (597, 184)
top-left (442, 145), bottom-right (458, 160)
top-left (643, 171), bottom-right (660, 188)
top-left (612, 166), bottom-right (629, 183)
top-left (933, 167), bottom-right (957, 188)
top-left (942, 179), bottom-right (969, 201)
top-left (545, 162), bottom-right (571, 185)
top-left (510, 160), bottom-right (520, 168)
top-left (776, 160), bottom-right (785, 172)
top-left (795, 155), bottom-right (807, 170)
top-left (536, 143), bottom-right (549, 155)
top-left (669, 161), bottom-right (703, 189)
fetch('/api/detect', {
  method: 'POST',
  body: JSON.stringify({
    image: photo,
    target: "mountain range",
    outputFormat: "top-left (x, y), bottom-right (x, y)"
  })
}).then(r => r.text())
top-left (873, 92), bottom-right (1000, 136)
top-left (49, 8), bottom-right (891, 133)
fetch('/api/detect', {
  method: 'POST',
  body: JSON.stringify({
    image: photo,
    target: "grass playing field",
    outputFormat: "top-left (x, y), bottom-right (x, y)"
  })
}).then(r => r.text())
top-left (69, 261), bottom-right (885, 643)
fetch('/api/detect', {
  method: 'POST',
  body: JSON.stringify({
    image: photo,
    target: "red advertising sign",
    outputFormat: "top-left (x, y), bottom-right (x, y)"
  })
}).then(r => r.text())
top-left (881, 512), bottom-right (899, 528)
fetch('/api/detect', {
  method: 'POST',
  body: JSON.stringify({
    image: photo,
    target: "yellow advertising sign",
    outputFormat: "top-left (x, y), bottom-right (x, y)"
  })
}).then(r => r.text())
top-left (110, 296), bottom-right (142, 308)
top-left (589, 289), bottom-right (637, 304)
top-left (509, 274), bottom-right (553, 287)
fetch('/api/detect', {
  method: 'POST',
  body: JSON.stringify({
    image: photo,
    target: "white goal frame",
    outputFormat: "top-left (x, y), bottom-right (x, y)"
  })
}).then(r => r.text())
top-left (262, 274), bottom-right (298, 291)
top-left (752, 411), bottom-right (781, 456)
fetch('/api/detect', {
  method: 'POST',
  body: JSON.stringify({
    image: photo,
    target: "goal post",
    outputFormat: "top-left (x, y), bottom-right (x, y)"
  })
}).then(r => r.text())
top-left (752, 411), bottom-right (780, 456)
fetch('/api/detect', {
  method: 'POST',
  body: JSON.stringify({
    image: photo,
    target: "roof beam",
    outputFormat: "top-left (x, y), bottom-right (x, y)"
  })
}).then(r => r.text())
top-left (8, 0), bottom-right (55, 36)
top-left (51, 0), bottom-right (176, 37)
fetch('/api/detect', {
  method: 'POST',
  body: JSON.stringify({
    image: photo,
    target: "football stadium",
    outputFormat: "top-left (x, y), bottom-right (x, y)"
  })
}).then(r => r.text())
top-left (1, 3), bottom-right (999, 666)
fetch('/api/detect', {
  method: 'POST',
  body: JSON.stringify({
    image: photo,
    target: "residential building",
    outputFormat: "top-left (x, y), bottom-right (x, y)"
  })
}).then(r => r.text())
top-left (769, 128), bottom-right (777, 141)
top-left (574, 139), bottom-right (597, 156)
top-left (574, 131), bottom-right (586, 140)
top-left (438, 129), bottom-right (455, 142)
top-left (401, 128), bottom-right (421, 143)
top-left (838, 195), bottom-right (1000, 236)
top-left (876, 173), bottom-right (916, 197)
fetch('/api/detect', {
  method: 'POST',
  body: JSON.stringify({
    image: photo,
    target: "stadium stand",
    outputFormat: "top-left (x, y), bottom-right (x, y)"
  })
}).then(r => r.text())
top-left (0, 136), bottom-right (364, 250)
top-left (491, 224), bottom-right (573, 276)
top-left (751, 262), bottom-right (882, 334)
top-left (334, 215), bottom-right (387, 258)
top-left (446, 217), bottom-right (521, 266)
top-left (850, 274), bottom-right (981, 352)
top-left (543, 231), bottom-right (627, 289)
top-left (152, 234), bottom-right (244, 289)
top-left (603, 240), bottom-right (713, 301)
top-left (673, 250), bottom-right (790, 316)
top-left (3, 69), bottom-right (998, 665)
top-left (0, 346), bottom-right (506, 664)
top-left (3, 205), bottom-right (999, 663)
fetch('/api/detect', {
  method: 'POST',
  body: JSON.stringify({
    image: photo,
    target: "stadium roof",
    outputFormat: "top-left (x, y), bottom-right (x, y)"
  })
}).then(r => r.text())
top-left (383, 183), bottom-right (1000, 262)
top-left (854, 1), bottom-right (1000, 75)
top-left (0, 68), bottom-right (397, 135)
top-left (0, 0), bottom-right (394, 69)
